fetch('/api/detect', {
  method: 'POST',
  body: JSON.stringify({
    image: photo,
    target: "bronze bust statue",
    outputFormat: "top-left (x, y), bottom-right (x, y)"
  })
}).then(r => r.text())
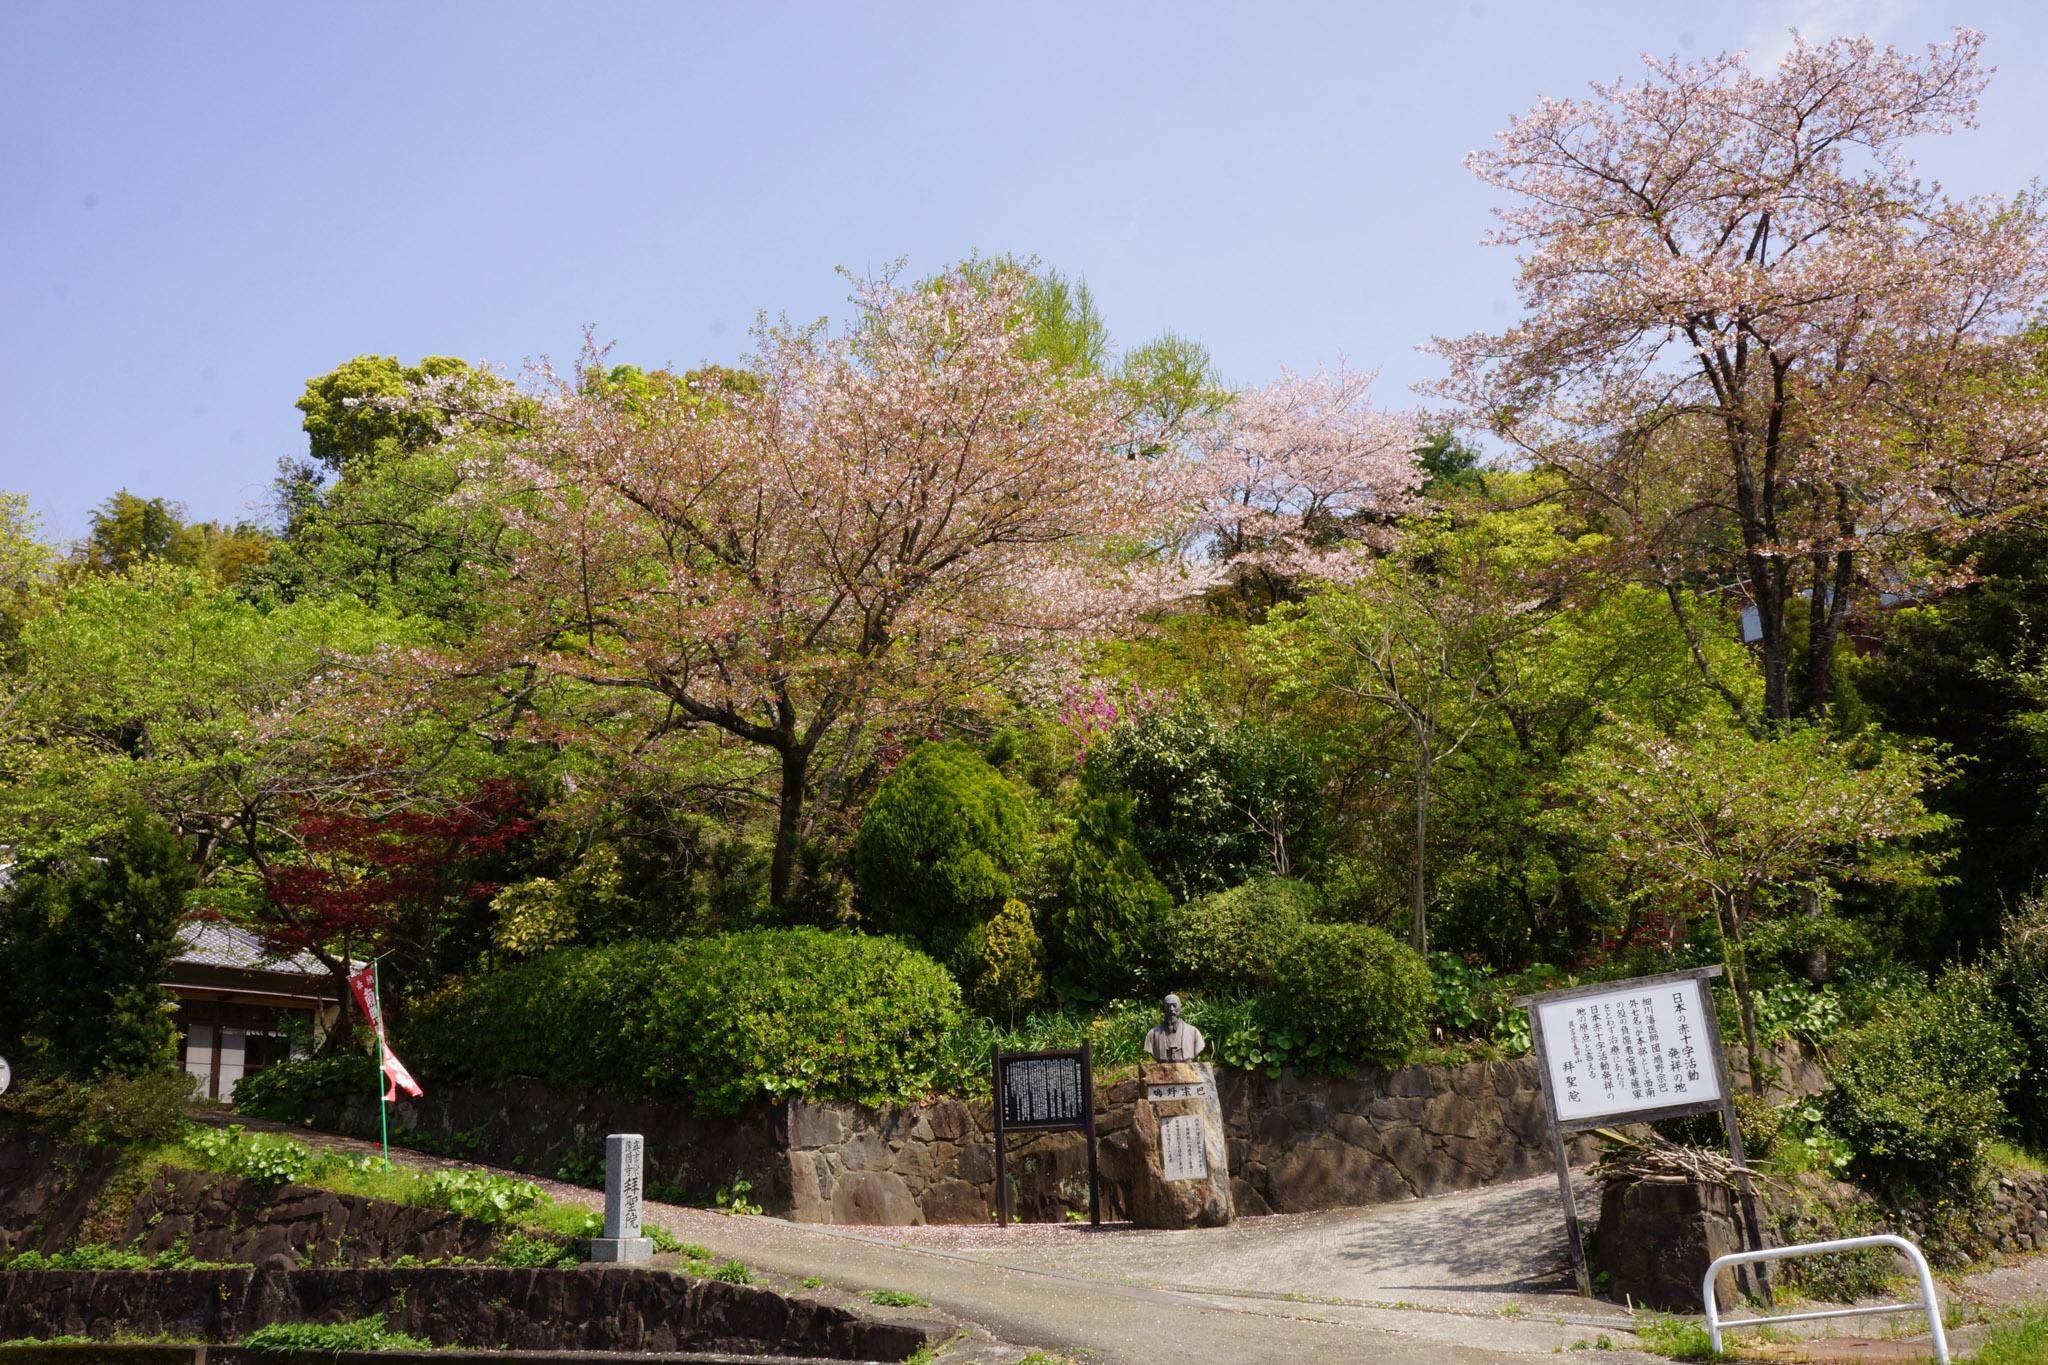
top-left (1143, 993), bottom-right (1207, 1062)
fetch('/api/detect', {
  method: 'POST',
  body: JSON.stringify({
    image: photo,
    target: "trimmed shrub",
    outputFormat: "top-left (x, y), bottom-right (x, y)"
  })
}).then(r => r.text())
top-left (231, 1051), bottom-right (378, 1125)
top-left (405, 929), bottom-right (962, 1115)
top-left (1823, 970), bottom-right (2023, 1197)
top-left (1268, 923), bottom-right (1432, 1070)
top-left (0, 1069), bottom-right (193, 1147)
top-left (854, 742), bottom-right (1032, 953)
top-left (959, 898), bottom-right (1046, 1018)
top-left (1052, 791), bottom-right (1171, 995)
top-left (1159, 877), bottom-right (1318, 992)
top-left (0, 809), bottom-right (193, 1078)
top-left (1995, 897), bottom-right (2048, 1147)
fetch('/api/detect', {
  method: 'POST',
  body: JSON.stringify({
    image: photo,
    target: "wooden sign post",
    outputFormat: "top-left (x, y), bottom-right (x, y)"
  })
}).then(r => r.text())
top-left (1515, 966), bottom-right (1770, 1303)
top-left (990, 1042), bottom-right (1100, 1226)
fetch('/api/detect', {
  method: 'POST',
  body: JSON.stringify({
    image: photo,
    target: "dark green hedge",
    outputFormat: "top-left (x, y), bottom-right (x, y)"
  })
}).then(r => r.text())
top-left (1269, 923), bottom-right (1432, 1070)
top-left (403, 929), bottom-right (962, 1115)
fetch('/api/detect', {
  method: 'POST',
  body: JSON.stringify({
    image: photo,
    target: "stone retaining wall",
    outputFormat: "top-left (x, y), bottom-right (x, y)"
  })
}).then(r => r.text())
top-left (0, 1267), bottom-right (927, 1360)
top-left (780, 1043), bottom-right (1822, 1225)
top-left (309, 1044), bottom-right (1822, 1226)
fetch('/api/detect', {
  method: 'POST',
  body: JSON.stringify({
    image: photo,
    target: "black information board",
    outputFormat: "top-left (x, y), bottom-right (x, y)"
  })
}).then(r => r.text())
top-left (999, 1051), bottom-right (1088, 1130)
top-left (990, 1043), bottom-right (1099, 1226)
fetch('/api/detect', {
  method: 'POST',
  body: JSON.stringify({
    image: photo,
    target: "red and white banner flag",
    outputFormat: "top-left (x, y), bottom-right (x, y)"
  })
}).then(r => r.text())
top-left (348, 963), bottom-right (423, 1102)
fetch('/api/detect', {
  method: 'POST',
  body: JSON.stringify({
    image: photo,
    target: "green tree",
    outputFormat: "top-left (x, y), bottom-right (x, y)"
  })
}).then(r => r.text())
top-left (73, 490), bottom-right (271, 586)
top-left (1083, 703), bottom-right (1322, 898)
top-left (1255, 503), bottom-right (1558, 952)
top-left (78, 491), bottom-right (184, 573)
top-left (0, 809), bottom-right (193, 1077)
top-left (294, 354), bottom-right (482, 473)
top-left (0, 563), bottom-right (417, 873)
top-left (1546, 713), bottom-right (1951, 1087)
top-left (0, 491), bottom-right (55, 669)
top-left (853, 742), bottom-right (1032, 954)
top-left (1054, 790), bottom-right (1172, 995)
top-left (1858, 529), bottom-right (2048, 958)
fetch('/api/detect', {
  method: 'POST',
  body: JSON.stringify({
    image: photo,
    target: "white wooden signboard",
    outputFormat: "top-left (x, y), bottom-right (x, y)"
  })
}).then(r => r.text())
top-left (1534, 975), bottom-right (1722, 1124)
top-left (1517, 965), bottom-right (1768, 1304)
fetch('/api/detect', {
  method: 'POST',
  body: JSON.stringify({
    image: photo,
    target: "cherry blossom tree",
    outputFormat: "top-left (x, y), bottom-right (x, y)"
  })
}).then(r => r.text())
top-left (1434, 29), bottom-right (2048, 722)
top-left (448, 265), bottom-right (1196, 906)
top-left (1200, 362), bottom-right (1422, 602)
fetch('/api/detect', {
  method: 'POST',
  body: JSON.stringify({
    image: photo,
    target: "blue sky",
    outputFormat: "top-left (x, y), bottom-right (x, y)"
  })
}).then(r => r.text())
top-left (4, 0), bottom-right (2045, 541)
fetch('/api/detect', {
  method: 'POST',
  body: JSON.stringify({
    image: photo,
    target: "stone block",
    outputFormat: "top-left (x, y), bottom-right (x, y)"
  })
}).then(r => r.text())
top-left (1590, 1177), bottom-right (1743, 1312)
top-left (829, 1169), bottom-right (922, 1226)
top-left (956, 1142), bottom-right (994, 1185)
top-left (1266, 1135), bottom-right (1409, 1211)
top-left (787, 1151), bottom-right (831, 1224)
top-left (785, 1102), bottom-right (849, 1150)
top-left (838, 1131), bottom-right (888, 1172)
top-left (924, 1099), bottom-right (972, 1142)
top-left (920, 1179), bottom-right (990, 1224)
top-left (1127, 1062), bottom-right (1233, 1229)
top-left (587, 1235), bottom-right (653, 1263)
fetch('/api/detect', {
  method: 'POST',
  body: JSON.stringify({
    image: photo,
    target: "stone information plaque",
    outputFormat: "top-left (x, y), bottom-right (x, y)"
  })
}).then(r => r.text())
top-left (1158, 1113), bottom-right (1209, 1181)
top-left (999, 1052), bottom-right (1088, 1130)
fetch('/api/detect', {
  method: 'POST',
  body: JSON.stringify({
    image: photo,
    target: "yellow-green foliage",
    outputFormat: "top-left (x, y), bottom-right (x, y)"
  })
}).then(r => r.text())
top-left (491, 844), bottom-right (638, 957)
top-left (491, 877), bottom-right (575, 957)
top-left (964, 899), bottom-right (1045, 1018)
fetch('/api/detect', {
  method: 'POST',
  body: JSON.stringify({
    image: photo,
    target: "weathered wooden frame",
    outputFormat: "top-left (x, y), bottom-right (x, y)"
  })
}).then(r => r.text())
top-left (1515, 965), bottom-right (1769, 1302)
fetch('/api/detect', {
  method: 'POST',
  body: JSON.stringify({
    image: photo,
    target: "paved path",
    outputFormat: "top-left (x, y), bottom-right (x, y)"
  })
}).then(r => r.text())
top-left (216, 1115), bottom-right (1653, 1362)
top-left (210, 1113), bottom-right (2048, 1361)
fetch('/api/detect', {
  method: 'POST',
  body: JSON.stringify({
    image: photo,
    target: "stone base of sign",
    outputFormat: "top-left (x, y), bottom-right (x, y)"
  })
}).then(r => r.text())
top-left (586, 1235), bottom-right (654, 1263)
top-left (1128, 1061), bottom-right (1232, 1229)
top-left (1588, 1175), bottom-right (1741, 1310)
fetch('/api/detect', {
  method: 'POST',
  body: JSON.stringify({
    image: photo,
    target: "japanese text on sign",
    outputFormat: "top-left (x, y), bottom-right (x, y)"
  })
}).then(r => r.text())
top-left (1535, 979), bottom-right (1721, 1123)
top-left (1000, 1054), bottom-right (1088, 1129)
top-left (1158, 1113), bottom-right (1209, 1181)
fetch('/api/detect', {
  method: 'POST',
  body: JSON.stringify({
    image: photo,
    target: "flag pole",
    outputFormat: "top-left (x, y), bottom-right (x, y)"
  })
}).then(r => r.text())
top-left (373, 958), bottom-right (390, 1173)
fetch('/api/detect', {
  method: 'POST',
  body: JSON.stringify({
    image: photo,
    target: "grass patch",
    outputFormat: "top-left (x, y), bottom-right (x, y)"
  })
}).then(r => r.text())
top-left (862, 1288), bottom-right (931, 1308)
top-left (243, 1313), bottom-right (429, 1351)
top-left (1632, 1314), bottom-right (1722, 1360)
top-left (798, 1275), bottom-right (826, 1289)
top-left (1988, 1140), bottom-right (2048, 1177)
top-left (1973, 1305), bottom-right (2048, 1364)
top-left (494, 1231), bottom-right (576, 1268)
top-left (710, 1258), bottom-right (754, 1284)
top-left (1, 1242), bottom-right (246, 1271)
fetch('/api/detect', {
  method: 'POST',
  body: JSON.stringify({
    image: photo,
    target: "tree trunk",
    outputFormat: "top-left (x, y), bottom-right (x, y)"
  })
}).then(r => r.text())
top-left (1801, 884), bottom-right (1831, 985)
top-left (310, 941), bottom-right (356, 1058)
top-left (1410, 745), bottom-right (1431, 955)
top-left (769, 742), bottom-right (810, 908)
top-left (1723, 895), bottom-right (1766, 1097)
top-left (1804, 542), bottom-right (1855, 717)
top-left (1751, 557), bottom-right (1793, 724)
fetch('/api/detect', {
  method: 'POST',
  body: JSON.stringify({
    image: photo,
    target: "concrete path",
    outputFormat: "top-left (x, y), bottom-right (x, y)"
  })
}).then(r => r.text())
top-left (217, 1115), bottom-right (1655, 1362)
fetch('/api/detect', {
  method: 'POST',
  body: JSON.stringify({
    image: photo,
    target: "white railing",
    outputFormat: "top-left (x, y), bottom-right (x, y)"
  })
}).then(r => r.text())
top-left (1702, 1234), bottom-right (1948, 1364)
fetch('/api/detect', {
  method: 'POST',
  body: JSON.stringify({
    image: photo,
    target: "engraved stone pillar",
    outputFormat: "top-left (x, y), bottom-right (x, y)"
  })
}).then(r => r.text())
top-left (1128, 1061), bottom-right (1233, 1228)
top-left (589, 1132), bottom-right (654, 1262)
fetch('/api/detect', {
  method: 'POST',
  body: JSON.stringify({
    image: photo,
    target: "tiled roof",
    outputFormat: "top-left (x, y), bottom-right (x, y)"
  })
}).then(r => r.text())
top-left (174, 920), bottom-right (336, 978)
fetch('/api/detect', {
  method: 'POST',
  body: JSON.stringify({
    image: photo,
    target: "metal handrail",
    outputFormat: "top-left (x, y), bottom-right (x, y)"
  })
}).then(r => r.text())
top-left (1702, 1233), bottom-right (1948, 1363)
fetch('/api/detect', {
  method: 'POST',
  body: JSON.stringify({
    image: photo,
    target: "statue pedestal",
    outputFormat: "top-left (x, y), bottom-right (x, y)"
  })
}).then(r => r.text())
top-left (1128, 1061), bottom-right (1233, 1229)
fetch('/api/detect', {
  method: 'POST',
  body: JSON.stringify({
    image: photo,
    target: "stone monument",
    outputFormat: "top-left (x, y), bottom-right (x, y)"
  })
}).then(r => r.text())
top-left (1129, 994), bottom-right (1233, 1228)
top-left (588, 1132), bottom-right (654, 1262)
